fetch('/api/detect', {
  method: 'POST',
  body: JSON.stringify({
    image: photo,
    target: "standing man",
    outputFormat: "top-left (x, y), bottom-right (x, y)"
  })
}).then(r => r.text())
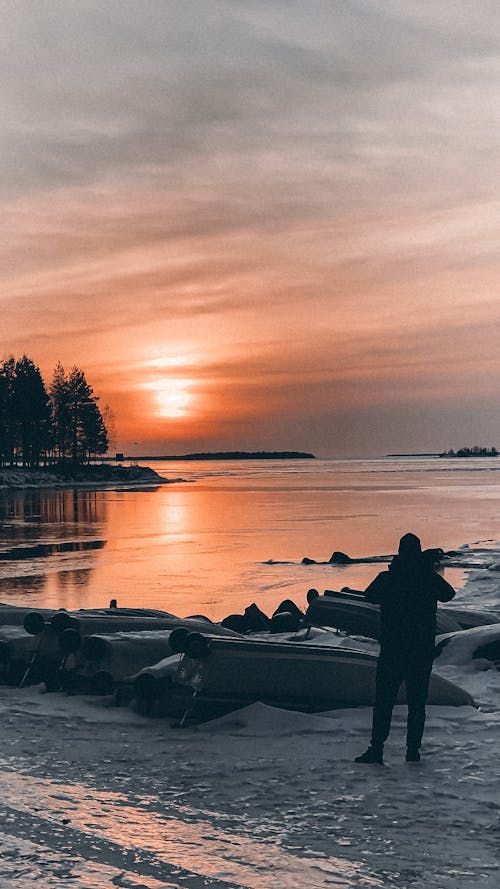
top-left (355, 532), bottom-right (455, 764)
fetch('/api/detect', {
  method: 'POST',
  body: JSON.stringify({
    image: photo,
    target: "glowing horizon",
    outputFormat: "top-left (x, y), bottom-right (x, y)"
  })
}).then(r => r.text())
top-left (2, 2), bottom-right (500, 457)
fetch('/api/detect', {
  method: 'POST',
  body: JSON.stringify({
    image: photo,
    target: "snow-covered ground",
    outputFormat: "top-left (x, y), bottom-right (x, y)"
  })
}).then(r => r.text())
top-left (1, 540), bottom-right (500, 887)
top-left (0, 640), bottom-right (499, 887)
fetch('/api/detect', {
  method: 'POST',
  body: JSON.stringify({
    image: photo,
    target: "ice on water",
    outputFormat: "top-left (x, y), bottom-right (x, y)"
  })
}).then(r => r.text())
top-left (0, 544), bottom-right (499, 887)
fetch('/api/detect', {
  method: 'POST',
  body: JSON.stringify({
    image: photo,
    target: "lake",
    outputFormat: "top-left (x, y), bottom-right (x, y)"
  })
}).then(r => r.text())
top-left (1, 455), bottom-right (500, 620)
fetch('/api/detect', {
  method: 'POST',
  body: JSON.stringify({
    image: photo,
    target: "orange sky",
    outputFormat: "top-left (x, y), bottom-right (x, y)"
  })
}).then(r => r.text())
top-left (2, 2), bottom-right (500, 456)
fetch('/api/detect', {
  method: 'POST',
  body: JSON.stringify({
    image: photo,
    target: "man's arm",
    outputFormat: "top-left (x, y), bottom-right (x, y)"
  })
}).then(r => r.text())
top-left (364, 571), bottom-right (390, 604)
top-left (431, 571), bottom-right (455, 602)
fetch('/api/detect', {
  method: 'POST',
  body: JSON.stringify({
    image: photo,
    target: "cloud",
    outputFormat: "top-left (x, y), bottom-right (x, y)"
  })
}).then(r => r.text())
top-left (2, 1), bottom-right (499, 198)
top-left (2, 2), bottom-right (500, 455)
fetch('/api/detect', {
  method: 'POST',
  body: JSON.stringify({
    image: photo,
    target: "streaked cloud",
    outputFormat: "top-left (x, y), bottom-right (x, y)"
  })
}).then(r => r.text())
top-left (1, 1), bottom-right (499, 455)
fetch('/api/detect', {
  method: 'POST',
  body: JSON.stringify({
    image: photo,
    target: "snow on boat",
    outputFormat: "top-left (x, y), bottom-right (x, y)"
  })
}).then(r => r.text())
top-left (437, 605), bottom-right (500, 630)
top-left (63, 629), bottom-right (174, 695)
top-left (132, 653), bottom-right (181, 704)
top-left (305, 590), bottom-right (462, 639)
top-left (45, 608), bottom-right (239, 652)
top-left (0, 624), bottom-right (40, 659)
top-left (434, 624), bottom-right (500, 668)
top-left (49, 608), bottom-right (180, 636)
top-left (0, 626), bottom-right (39, 684)
top-left (133, 632), bottom-right (475, 722)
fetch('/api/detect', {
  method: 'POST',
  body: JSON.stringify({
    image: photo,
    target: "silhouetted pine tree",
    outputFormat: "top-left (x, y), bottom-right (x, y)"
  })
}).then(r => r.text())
top-left (66, 366), bottom-right (108, 463)
top-left (1, 355), bottom-right (110, 468)
top-left (49, 361), bottom-right (72, 461)
top-left (12, 356), bottom-right (53, 467)
top-left (80, 398), bottom-right (109, 462)
top-left (1, 360), bottom-right (12, 466)
top-left (0, 357), bottom-right (18, 466)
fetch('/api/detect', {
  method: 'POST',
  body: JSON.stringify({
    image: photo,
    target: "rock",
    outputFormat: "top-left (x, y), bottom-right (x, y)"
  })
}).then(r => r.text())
top-left (221, 614), bottom-right (248, 633)
top-left (272, 600), bottom-right (304, 620)
top-left (269, 611), bottom-right (301, 633)
top-left (244, 604), bottom-right (271, 631)
top-left (329, 551), bottom-right (351, 564)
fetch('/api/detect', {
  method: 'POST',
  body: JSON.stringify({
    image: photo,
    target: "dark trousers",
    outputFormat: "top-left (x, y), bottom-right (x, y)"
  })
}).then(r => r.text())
top-left (370, 650), bottom-right (433, 751)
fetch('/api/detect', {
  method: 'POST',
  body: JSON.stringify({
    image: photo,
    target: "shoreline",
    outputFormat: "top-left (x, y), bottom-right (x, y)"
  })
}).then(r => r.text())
top-left (0, 464), bottom-right (171, 490)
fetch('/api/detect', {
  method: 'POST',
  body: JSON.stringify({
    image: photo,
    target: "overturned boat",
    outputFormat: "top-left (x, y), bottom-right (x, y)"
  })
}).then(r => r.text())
top-left (317, 588), bottom-right (500, 631)
top-left (132, 631), bottom-right (475, 722)
top-left (0, 604), bottom-right (60, 627)
top-left (63, 619), bottom-right (241, 694)
top-left (0, 605), bottom-right (240, 691)
top-left (305, 589), bottom-right (463, 639)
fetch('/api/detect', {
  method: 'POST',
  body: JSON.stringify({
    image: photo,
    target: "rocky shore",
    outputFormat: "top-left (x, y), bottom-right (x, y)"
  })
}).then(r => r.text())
top-left (0, 464), bottom-right (169, 489)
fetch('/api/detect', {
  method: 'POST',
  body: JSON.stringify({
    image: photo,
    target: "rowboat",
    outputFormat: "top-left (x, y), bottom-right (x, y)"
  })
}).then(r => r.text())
top-left (305, 590), bottom-right (463, 639)
top-left (133, 632), bottom-right (475, 723)
top-left (0, 607), bottom-right (238, 691)
top-left (0, 604), bottom-right (60, 627)
top-left (320, 589), bottom-right (500, 631)
top-left (66, 620), bottom-right (240, 694)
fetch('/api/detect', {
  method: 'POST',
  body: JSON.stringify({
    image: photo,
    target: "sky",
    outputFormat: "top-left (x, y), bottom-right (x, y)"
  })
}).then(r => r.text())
top-left (2, 1), bottom-right (499, 457)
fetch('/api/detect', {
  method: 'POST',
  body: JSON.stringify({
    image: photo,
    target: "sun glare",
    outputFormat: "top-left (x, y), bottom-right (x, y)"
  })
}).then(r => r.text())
top-left (144, 378), bottom-right (193, 418)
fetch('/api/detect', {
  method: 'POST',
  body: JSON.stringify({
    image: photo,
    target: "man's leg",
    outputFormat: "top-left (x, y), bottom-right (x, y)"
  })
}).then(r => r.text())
top-left (404, 657), bottom-right (433, 759)
top-left (370, 655), bottom-right (404, 750)
top-left (355, 656), bottom-right (403, 763)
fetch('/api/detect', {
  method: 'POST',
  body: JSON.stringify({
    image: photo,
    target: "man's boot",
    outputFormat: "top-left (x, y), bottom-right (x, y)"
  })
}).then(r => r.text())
top-left (405, 747), bottom-right (421, 763)
top-left (354, 745), bottom-right (384, 764)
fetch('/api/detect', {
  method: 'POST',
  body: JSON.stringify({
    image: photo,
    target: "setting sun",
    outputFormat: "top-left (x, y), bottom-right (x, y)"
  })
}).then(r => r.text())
top-left (144, 378), bottom-right (194, 418)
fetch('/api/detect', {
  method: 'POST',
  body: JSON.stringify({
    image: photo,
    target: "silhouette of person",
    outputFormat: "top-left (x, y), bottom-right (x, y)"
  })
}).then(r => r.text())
top-left (355, 532), bottom-right (455, 764)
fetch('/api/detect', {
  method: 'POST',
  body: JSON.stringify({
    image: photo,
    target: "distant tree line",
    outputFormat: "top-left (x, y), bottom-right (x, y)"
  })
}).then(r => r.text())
top-left (156, 450), bottom-right (316, 461)
top-left (0, 355), bottom-right (110, 468)
top-left (440, 446), bottom-right (498, 458)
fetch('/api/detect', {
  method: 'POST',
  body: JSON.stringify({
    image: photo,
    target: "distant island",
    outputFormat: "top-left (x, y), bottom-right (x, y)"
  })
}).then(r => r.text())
top-left (440, 447), bottom-right (498, 458)
top-left (386, 447), bottom-right (499, 459)
top-left (385, 453), bottom-right (439, 458)
top-left (128, 451), bottom-right (316, 461)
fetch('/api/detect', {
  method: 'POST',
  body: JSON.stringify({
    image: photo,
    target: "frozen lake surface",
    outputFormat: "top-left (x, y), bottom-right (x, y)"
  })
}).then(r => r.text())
top-left (2, 455), bottom-right (500, 618)
top-left (1, 456), bottom-right (500, 886)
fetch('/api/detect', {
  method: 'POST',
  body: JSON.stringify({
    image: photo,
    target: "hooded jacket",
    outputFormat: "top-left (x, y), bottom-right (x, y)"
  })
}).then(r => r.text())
top-left (364, 544), bottom-right (455, 655)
